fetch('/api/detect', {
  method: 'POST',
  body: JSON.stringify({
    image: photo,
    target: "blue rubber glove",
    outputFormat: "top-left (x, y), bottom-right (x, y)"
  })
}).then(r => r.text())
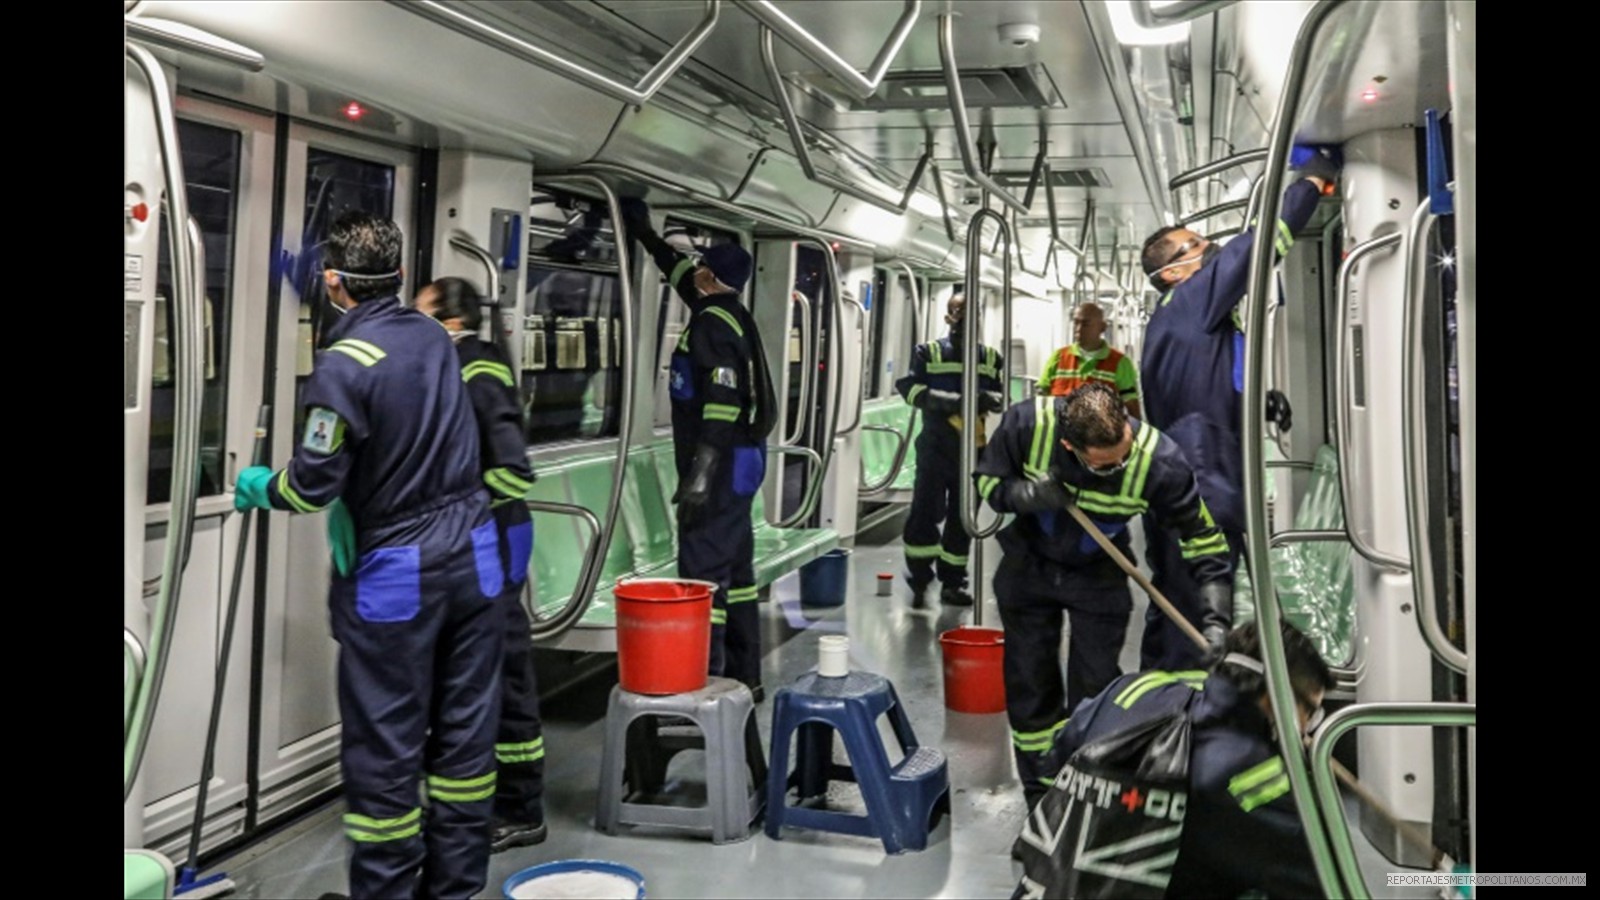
top-left (234, 466), bottom-right (274, 512)
top-left (327, 499), bottom-right (357, 578)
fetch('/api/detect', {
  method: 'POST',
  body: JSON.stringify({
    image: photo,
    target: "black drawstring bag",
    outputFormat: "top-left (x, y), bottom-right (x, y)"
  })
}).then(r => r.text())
top-left (1012, 694), bottom-right (1198, 900)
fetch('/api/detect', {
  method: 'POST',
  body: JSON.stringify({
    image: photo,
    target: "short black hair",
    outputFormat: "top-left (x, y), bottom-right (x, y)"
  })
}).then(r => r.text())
top-left (1060, 382), bottom-right (1127, 449)
top-left (1215, 619), bottom-right (1336, 704)
top-left (1140, 224), bottom-right (1187, 276)
top-left (421, 276), bottom-right (482, 330)
top-left (324, 211), bottom-right (404, 302)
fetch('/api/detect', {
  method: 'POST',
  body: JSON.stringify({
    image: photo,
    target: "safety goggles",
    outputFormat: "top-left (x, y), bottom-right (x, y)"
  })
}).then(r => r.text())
top-left (1072, 447), bottom-right (1129, 478)
top-left (1145, 237), bottom-right (1207, 277)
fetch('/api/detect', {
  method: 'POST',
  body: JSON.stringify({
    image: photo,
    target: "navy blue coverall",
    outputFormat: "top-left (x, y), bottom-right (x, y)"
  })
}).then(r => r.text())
top-left (1139, 179), bottom-right (1324, 670)
top-left (258, 296), bottom-right (502, 898)
top-left (636, 230), bottom-right (773, 688)
top-left (893, 333), bottom-right (1004, 595)
top-left (974, 397), bottom-right (1232, 792)
top-left (454, 334), bottom-right (545, 830)
top-left (1049, 670), bottom-right (1325, 897)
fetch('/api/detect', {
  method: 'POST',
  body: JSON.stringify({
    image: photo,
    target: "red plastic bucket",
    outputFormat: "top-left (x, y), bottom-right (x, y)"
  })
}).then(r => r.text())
top-left (939, 627), bottom-right (1007, 713)
top-left (614, 578), bottom-right (715, 695)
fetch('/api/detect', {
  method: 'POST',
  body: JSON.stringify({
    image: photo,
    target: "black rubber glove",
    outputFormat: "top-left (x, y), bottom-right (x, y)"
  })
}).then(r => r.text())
top-left (1198, 580), bottom-right (1235, 659)
top-left (619, 197), bottom-right (651, 235)
top-left (673, 444), bottom-right (720, 527)
top-left (980, 390), bottom-right (1005, 414)
top-left (1266, 389), bottom-right (1293, 432)
top-left (1003, 477), bottom-right (1071, 514)
top-left (914, 388), bottom-right (961, 415)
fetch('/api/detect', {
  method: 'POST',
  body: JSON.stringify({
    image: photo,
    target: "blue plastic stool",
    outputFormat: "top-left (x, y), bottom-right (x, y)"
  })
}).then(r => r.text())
top-left (765, 670), bottom-right (950, 854)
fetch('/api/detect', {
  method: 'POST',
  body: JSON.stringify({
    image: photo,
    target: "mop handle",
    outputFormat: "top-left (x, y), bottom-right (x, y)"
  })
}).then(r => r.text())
top-left (1060, 502), bottom-right (1208, 650)
top-left (183, 405), bottom-right (271, 875)
top-left (1062, 501), bottom-right (1449, 870)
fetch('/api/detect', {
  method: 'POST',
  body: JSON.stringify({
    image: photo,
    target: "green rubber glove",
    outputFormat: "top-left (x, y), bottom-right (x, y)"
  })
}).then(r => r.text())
top-left (234, 466), bottom-right (274, 512)
top-left (328, 499), bottom-right (357, 577)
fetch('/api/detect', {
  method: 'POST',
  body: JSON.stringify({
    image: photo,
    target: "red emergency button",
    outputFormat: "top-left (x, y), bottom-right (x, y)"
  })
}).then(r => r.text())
top-left (129, 202), bottom-right (149, 223)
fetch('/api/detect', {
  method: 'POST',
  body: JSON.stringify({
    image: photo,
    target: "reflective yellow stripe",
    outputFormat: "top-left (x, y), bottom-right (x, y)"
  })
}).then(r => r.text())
top-left (701, 305), bottom-right (744, 337)
top-left (703, 403), bottom-right (741, 422)
top-left (276, 470), bottom-right (321, 513)
top-left (1229, 757), bottom-right (1286, 797)
top-left (427, 771), bottom-right (497, 803)
top-left (496, 737), bottom-right (546, 765)
top-left (485, 467), bottom-right (533, 499)
top-left (978, 475), bottom-right (1000, 500)
top-left (329, 339), bottom-right (386, 367)
top-left (906, 384), bottom-right (927, 405)
top-left (904, 544), bottom-right (941, 559)
top-left (939, 550), bottom-right (968, 566)
top-left (1238, 775), bottom-right (1292, 812)
top-left (462, 360), bottom-right (514, 387)
top-left (1113, 670), bottom-right (1207, 708)
top-left (344, 808), bottom-right (422, 842)
top-left (710, 609), bottom-right (727, 625)
top-left (670, 258), bottom-right (696, 285)
top-left (728, 586), bottom-right (759, 604)
top-left (1011, 720), bottom-right (1068, 752)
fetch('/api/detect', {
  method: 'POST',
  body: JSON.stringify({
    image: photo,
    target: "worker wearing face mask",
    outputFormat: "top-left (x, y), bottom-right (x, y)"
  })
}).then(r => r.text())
top-left (1135, 148), bottom-right (1341, 672)
top-left (620, 197), bottom-right (778, 699)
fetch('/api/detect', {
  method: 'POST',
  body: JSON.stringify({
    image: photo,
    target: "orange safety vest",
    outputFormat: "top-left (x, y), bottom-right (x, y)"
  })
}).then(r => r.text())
top-left (1042, 344), bottom-right (1127, 397)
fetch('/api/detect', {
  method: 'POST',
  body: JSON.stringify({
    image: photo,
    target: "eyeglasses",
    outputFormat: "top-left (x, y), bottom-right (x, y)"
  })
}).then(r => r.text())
top-left (1072, 448), bottom-right (1129, 478)
top-left (1163, 236), bottom-right (1204, 268)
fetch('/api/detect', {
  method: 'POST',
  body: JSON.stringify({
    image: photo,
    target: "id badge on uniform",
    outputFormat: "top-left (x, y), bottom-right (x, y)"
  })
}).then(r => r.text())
top-left (303, 407), bottom-right (341, 455)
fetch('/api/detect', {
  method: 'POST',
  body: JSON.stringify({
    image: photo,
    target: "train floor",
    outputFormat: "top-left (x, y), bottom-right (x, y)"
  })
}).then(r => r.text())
top-left (209, 513), bottom-right (1435, 899)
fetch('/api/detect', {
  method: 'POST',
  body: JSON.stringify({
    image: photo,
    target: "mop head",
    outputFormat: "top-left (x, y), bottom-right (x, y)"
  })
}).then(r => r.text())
top-left (174, 867), bottom-right (236, 899)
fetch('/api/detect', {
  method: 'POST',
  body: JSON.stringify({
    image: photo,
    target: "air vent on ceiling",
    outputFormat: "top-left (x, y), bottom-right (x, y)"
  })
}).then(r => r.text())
top-left (993, 168), bottom-right (1110, 189)
top-left (845, 65), bottom-right (1058, 110)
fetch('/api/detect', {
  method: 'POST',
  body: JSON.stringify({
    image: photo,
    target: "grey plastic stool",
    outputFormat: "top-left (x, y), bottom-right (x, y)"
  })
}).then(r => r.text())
top-left (595, 676), bottom-right (767, 844)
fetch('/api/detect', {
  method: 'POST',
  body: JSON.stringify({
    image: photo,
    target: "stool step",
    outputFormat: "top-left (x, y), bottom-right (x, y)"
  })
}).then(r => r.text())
top-left (890, 746), bottom-right (945, 781)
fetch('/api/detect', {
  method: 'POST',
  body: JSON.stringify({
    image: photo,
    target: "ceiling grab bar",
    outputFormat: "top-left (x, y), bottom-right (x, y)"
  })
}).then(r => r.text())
top-left (1334, 232), bottom-right (1409, 570)
top-left (124, 15), bottom-right (265, 71)
top-left (124, 44), bottom-right (205, 802)
top-left (1402, 202), bottom-right (1468, 674)
top-left (1130, 0), bottom-right (1240, 28)
top-left (398, 0), bottom-right (720, 108)
top-left (760, 27), bottom-right (935, 216)
top-left (958, 209), bottom-right (1014, 626)
top-left (1309, 703), bottom-right (1476, 899)
top-left (738, 0), bottom-right (921, 100)
top-left (1168, 147), bottom-right (1269, 192)
top-left (1177, 198), bottom-right (1249, 228)
top-left (777, 289), bottom-right (815, 449)
top-left (524, 176), bottom-right (636, 641)
top-left (1239, 1), bottom-right (1352, 895)
top-left (938, 14), bottom-right (1031, 214)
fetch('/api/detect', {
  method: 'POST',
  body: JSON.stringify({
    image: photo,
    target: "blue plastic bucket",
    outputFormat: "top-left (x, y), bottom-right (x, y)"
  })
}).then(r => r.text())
top-left (503, 860), bottom-right (645, 899)
top-left (799, 549), bottom-right (851, 608)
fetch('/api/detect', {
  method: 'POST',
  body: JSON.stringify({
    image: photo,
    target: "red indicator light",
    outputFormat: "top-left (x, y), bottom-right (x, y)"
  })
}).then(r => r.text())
top-left (1361, 87), bottom-right (1379, 102)
top-left (344, 102), bottom-right (365, 120)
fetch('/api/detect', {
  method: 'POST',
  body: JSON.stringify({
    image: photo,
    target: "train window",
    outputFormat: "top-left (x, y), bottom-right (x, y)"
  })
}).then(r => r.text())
top-left (291, 148), bottom-right (396, 440)
top-left (148, 119), bottom-right (240, 504)
top-left (523, 192), bottom-right (624, 444)
top-left (649, 219), bottom-right (742, 429)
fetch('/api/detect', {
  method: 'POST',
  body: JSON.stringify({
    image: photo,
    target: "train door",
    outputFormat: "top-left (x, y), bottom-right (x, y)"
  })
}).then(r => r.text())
top-left (252, 123), bottom-right (419, 829)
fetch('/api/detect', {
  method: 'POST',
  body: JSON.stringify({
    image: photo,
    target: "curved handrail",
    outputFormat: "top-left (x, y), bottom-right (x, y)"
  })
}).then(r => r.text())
top-left (1131, 0), bottom-right (1239, 29)
top-left (1334, 232), bottom-right (1409, 571)
top-left (958, 209), bottom-right (1011, 548)
top-left (1238, 2), bottom-right (1350, 895)
top-left (771, 444), bottom-right (826, 527)
top-left (840, 295), bottom-right (868, 435)
top-left (398, 0), bottom-right (720, 108)
top-left (1402, 202), bottom-right (1468, 674)
top-left (859, 423), bottom-right (910, 496)
top-left (124, 44), bottom-right (204, 801)
top-left (938, 13), bottom-right (1030, 214)
top-left (737, 0), bottom-right (920, 101)
top-left (1309, 703), bottom-right (1476, 899)
top-left (448, 233), bottom-right (502, 321)
top-left (524, 176), bottom-right (637, 642)
top-left (760, 26), bottom-right (934, 216)
top-left (124, 628), bottom-right (147, 736)
top-left (1177, 198), bottom-right (1249, 228)
top-left (1167, 148), bottom-right (1269, 192)
top-left (123, 15), bottom-right (265, 70)
top-left (778, 290), bottom-right (815, 448)
top-left (810, 239), bottom-right (849, 445)
top-left (524, 500), bottom-right (603, 637)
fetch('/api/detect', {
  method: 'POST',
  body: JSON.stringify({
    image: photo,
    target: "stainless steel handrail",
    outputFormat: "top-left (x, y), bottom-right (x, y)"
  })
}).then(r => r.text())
top-left (524, 176), bottom-right (637, 641)
top-left (1178, 198), bottom-right (1249, 227)
top-left (1238, 2), bottom-right (1349, 894)
top-left (737, 0), bottom-right (920, 100)
top-left (778, 290), bottom-right (815, 448)
top-left (1131, 0), bottom-right (1239, 28)
top-left (448, 234), bottom-right (501, 321)
top-left (124, 628), bottom-right (147, 736)
top-left (124, 15), bottom-right (265, 70)
top-left (841, 294), bottom-right (868, 435)
top-left (772, 238), bottom-right (845, 529)
top-left (938, 13), bottom-right (1030, 214)
top-left (124, 43), bottom-right (204, 801)
top-left (959, 209), bottom-right (1012, 558)
top-left (760, 27), bottom-right (934, 216)
top-left (1334, 232), bottom-right (1409, 571)
top-left (771, 444), bottom-right (826, 527)
top-left (399, 0), bottom-right (720, 108)
top-left (1402, 201), bottom-right (1468, 674)
top-left (1269, 529), bottom-right (1347, 549)
top-left (858, 424), bottom-right (910, 495)
top-left (1309, 703), bottom-right (1476, 900)
top-left (1167, 148), bottom-right (1269, 192)
top-left (524, 499), bottom-right (602, 634)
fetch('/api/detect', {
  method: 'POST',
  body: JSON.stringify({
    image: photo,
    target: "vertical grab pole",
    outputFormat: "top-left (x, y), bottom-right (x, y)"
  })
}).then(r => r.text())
top-left (1239, 2), bottom-right (1350, 896)
top-left (959, 209), bottom-right (1013, 625)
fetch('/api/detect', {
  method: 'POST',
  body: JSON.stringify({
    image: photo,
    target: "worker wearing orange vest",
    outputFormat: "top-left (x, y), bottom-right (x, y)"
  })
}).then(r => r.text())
top-left (1036, 302), bottom-right (1141, 420)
